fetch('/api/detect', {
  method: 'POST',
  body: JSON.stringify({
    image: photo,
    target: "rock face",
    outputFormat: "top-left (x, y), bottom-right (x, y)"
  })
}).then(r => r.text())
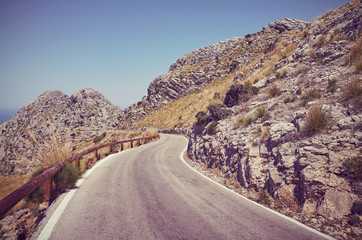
top-left (184, 2), bottom-right (361, 238)
top-left (0, 88), bottom-right (124, 176)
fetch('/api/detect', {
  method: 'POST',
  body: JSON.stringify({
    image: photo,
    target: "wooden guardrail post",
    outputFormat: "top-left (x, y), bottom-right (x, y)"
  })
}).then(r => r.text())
top-left (137, 139), bottom-right (141, 146)
top-left (108, 145), bottom-right (112, 154)
top-left (43, 167), bottom-right (52, 201)
top-left (94, 150), bottom-right (98, 162)
top-left (0, 134), bottom-right (160, 218)
top-left (75, 155), bottom-right (81, 169)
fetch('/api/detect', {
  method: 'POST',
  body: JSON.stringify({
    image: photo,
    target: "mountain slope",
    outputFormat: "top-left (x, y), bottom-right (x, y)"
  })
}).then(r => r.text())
top-left (0, 88), bottom-right (124, 176)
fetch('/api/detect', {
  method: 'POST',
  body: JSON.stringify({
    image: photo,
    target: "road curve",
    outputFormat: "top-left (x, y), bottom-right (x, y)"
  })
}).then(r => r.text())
top-left (38, 134), bottom-right (331, 240)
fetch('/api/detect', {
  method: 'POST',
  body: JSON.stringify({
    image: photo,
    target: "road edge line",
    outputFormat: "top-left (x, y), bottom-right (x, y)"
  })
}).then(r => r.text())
top-left (36, 148), bottom-right (135, 240)
top-left (177, 136), bottom-right (335, 240)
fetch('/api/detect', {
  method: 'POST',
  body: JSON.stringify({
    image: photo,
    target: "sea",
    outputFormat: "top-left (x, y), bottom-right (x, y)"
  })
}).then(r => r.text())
top-left (0, 109), bottom-right (17, 123)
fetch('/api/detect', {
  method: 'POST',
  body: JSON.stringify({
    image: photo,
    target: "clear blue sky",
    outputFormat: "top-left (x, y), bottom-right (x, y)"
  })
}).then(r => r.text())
top-left (0, 0), bottom-right (351, 115)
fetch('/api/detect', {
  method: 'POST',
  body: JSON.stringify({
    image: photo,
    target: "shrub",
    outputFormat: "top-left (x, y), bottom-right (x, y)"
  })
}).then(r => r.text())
top-left (316, 36), bottom-right (325, 47)
top-left (303, 104), bottom-right (328, 135)
top-left (250, 86), bottom-right (259, 95)
top-left (255, 106), bottom-right (267, 120)
top-left (235, 115), bottom-right (254, 128)
top-left (300, 88), bottom-right (321, 105)
top-left (243, 80), bottom-right (252, 89)
top-left (54, 163), bottom-right (81, 193)
top-left (327, 79), bottom-right (338, 93)
top-left (258, 190), bottom-right (270, 205)
top-left (350, 37), bottom-right (362, 73)
top-left (93, 132), bottom-right (106, 143)
top-left (275, 70), bottom-right (287, 79)
top-left (195, 111), bottom-right (208, 125)
top-left (343, 156), bottom-right (362, 181)
top-left (343, 78), bottom-right (362, 100)
top-left (268, 84), bottom-right (282, 97)
top-left (207, 104), bottom-right (233, 121)
top-left (25, 168), bottom-right (44, 203)
top-left (206, 121), bottom-right (218, 134)
top-left (295, 66), bottom-right (309, 75)
top-left (283, 96), bottom-right (296, 104)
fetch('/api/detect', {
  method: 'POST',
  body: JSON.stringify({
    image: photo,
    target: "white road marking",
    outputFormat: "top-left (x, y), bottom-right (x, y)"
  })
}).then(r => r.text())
top-left (178, 136), bottom-right (335, 240)
top-left (37, 149), bottom-right (131, 240)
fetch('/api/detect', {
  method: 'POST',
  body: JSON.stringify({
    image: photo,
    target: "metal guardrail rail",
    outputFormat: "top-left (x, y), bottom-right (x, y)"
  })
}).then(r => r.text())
top-left (0, 134), bottom-right (160, 218)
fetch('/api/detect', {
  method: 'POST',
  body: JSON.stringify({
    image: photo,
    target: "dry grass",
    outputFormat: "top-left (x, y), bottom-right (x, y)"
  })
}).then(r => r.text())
top-left (350, 37), bottom-right (362, 73)
top-left (27, 127), bottom-right (72, 166)
top-left (268, 84), bottom-right (282, 97)
top-left (134, 74), bottom-right (234, 129)
top-left (235, 115), bottom-right (254, 128)
top-left (300, 88), bottom-right (321, 105)
top-left (343, 77), bottom-right (362, 100)
top-left (303, 104), bottom-right (328, 135)
top-left (316, 36), bottom-right (326, 47)
top-left (0, 175), bottom-right (29, 215)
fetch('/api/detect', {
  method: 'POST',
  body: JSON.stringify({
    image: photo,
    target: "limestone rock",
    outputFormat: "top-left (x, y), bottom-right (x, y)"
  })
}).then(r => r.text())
top-left (269, 122), bottom-right (296, 147)
top-left (317, 189), bottom-right (358, 219)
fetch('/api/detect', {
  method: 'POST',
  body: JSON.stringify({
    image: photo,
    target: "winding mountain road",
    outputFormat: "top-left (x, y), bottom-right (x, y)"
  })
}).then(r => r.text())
top-left (36, 134), bottom-right (332, 240)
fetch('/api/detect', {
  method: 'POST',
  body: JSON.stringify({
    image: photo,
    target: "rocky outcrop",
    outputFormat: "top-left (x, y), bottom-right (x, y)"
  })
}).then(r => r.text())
top-left (0, 88), bottom-right (124, 176)
top-left (187, 2), bottom-right (361, 238)
top-left (123, 18), bottom-right (307, 126)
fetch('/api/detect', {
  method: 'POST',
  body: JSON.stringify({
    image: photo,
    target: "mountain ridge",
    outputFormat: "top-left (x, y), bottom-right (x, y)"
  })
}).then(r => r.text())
top-left (0, 88), bottom-right (123, 176)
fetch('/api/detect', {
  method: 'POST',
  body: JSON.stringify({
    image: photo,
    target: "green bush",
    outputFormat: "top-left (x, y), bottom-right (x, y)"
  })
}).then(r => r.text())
top-left (327, 79), bottom-right (337, 93)
top-left (283, 96), bottom-right (296, 104)
top-left (195, 111), bottom-right (208, 125)
top-left (235, 115), bottom-right (254, 128)
top-left (255, 106), bottom-right (267, 120)
top-left (93, 132), bottom-right (106, 143)
top-left (25, 168), bottom-right (44, 203)
top-left (54, 163), bottom-right (81, 193)
top-left (275, 70), bottom-right (287, 79)
top-left (258, 190), bottom-right (270, 205)
top-left (250, 86), bottom-right (259, 95)
top-left (206, 121), bottom-right (218, 134)
top-left (343, 156), bottom-right (362, 181)
top-left (25, 163), bottom-right (82, 202)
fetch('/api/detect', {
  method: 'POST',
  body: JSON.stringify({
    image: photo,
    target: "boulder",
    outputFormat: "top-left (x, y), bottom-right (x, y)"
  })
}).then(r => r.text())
top-left (317, 189), bottom-right (358, 219)
top-left (224, 84), bottom-right (249, 107)
top-left (207, 104), bottom-right (233, 121)
top-left (268, 18), bottom-right (306, 33)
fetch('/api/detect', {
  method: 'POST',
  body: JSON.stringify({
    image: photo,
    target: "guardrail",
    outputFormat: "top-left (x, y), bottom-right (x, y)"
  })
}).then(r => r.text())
top-left (0, 134), bottom-right (160, 218)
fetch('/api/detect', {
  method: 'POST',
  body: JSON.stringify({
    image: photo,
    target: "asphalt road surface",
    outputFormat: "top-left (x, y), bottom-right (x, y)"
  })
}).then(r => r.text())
top-left (38, 134), bottom-right (332, 240)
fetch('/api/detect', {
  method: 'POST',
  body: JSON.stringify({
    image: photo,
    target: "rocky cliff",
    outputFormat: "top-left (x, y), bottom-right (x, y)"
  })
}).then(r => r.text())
top-left (186, 2), bottom-right (362, 238)
top-left (129, 1), bottom-right (361, 238)
top-left (0, 88), bottom-right (124, 176)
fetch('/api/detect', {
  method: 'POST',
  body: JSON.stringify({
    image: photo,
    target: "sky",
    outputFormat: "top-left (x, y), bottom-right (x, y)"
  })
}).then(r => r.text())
top-left (0, 0), bottom-right (352, 121)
